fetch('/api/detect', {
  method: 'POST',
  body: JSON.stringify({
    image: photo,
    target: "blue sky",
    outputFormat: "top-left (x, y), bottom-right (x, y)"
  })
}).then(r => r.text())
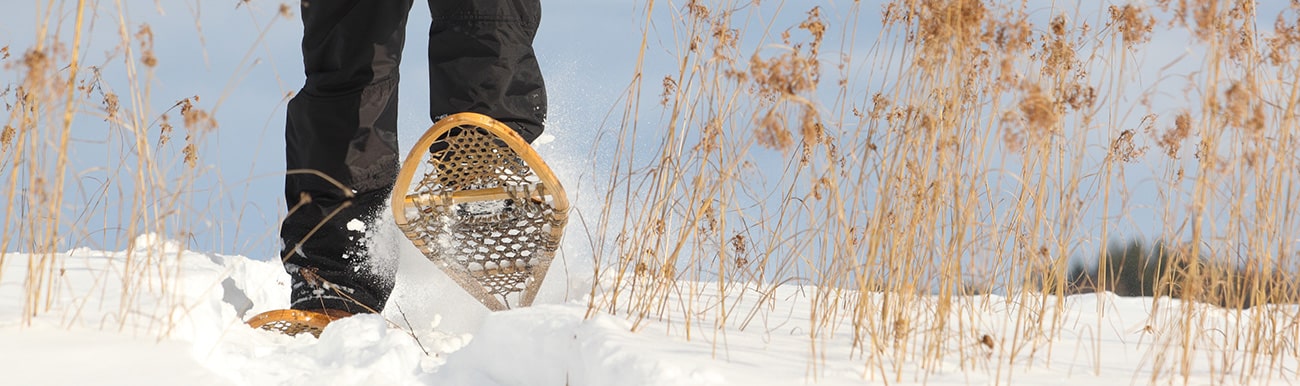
top-left (0, 0), bottom-right (649, 257)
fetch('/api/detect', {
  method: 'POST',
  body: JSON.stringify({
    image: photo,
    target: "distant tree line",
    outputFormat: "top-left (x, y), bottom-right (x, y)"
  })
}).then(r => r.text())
top-left (1064, 239), bottom-right (1299, 308)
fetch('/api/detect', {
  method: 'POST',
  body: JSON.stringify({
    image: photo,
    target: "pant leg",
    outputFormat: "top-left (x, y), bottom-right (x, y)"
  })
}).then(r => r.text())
top-left (282, 0), bottom-right (414, 313)
top-left (427, 0), bottom-right (547, 142)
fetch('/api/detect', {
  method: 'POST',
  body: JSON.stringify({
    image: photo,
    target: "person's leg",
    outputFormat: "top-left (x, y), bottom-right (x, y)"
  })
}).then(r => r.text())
top-left (281, 0), bottom-right (414, 314)
top-left (427, 0), bottom-right (547, 141)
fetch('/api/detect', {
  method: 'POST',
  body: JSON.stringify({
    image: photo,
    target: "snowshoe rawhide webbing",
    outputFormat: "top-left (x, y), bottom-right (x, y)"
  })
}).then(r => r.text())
top-left (392, 112), bottom-right (569, 311)
top-left (246, 309), bottom-right (350, 337)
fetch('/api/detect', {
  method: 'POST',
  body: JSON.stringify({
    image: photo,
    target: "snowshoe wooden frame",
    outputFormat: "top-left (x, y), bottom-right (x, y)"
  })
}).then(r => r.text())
top-left (392, 112), bottom-right (569, 311)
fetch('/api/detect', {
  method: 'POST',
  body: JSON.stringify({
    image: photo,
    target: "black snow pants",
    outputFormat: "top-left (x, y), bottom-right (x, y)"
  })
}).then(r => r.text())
top-left (280, 0), bottom-right (546, 314)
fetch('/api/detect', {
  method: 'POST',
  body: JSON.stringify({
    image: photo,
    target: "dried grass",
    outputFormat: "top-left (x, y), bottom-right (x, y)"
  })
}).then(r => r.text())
top-left (0, 0), bottom-right (285, 333)
top-left (586, 0), bottom-right (1300, 383)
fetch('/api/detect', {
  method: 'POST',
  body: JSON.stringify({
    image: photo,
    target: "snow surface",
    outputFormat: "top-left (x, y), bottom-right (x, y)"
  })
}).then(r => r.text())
top-left (2, 236), bottom-right (1296, 385)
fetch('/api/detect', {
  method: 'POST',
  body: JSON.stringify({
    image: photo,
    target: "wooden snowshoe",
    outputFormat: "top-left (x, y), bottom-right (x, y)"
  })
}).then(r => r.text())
top-left (246, 309), bottom-right (352, 338)
top-left (391, 112), bottom-right (569, 311)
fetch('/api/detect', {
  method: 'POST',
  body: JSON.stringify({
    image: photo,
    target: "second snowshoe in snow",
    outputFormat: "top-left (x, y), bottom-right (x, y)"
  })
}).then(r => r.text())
top-left (246, 309), bottom-right (351, 337)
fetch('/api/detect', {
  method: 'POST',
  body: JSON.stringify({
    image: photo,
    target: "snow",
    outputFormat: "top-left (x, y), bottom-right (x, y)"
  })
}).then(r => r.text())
top-left (2, 237), bottom-right (1296, 385)
top-left (347, 219), bottom-right (368, 233)
top-left (1, 328), bottom-right (223, 386)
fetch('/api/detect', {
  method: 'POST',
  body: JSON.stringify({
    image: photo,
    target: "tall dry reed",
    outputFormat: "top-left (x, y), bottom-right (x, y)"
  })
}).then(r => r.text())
top-left (0, 0), bottom-right (285, 333)
top-left (587, 0), bottom-right (1300, 383)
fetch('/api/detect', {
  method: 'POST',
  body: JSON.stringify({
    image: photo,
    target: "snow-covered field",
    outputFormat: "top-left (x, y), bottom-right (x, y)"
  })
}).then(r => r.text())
top-left (3, 235), bottom-right (1295, 385)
